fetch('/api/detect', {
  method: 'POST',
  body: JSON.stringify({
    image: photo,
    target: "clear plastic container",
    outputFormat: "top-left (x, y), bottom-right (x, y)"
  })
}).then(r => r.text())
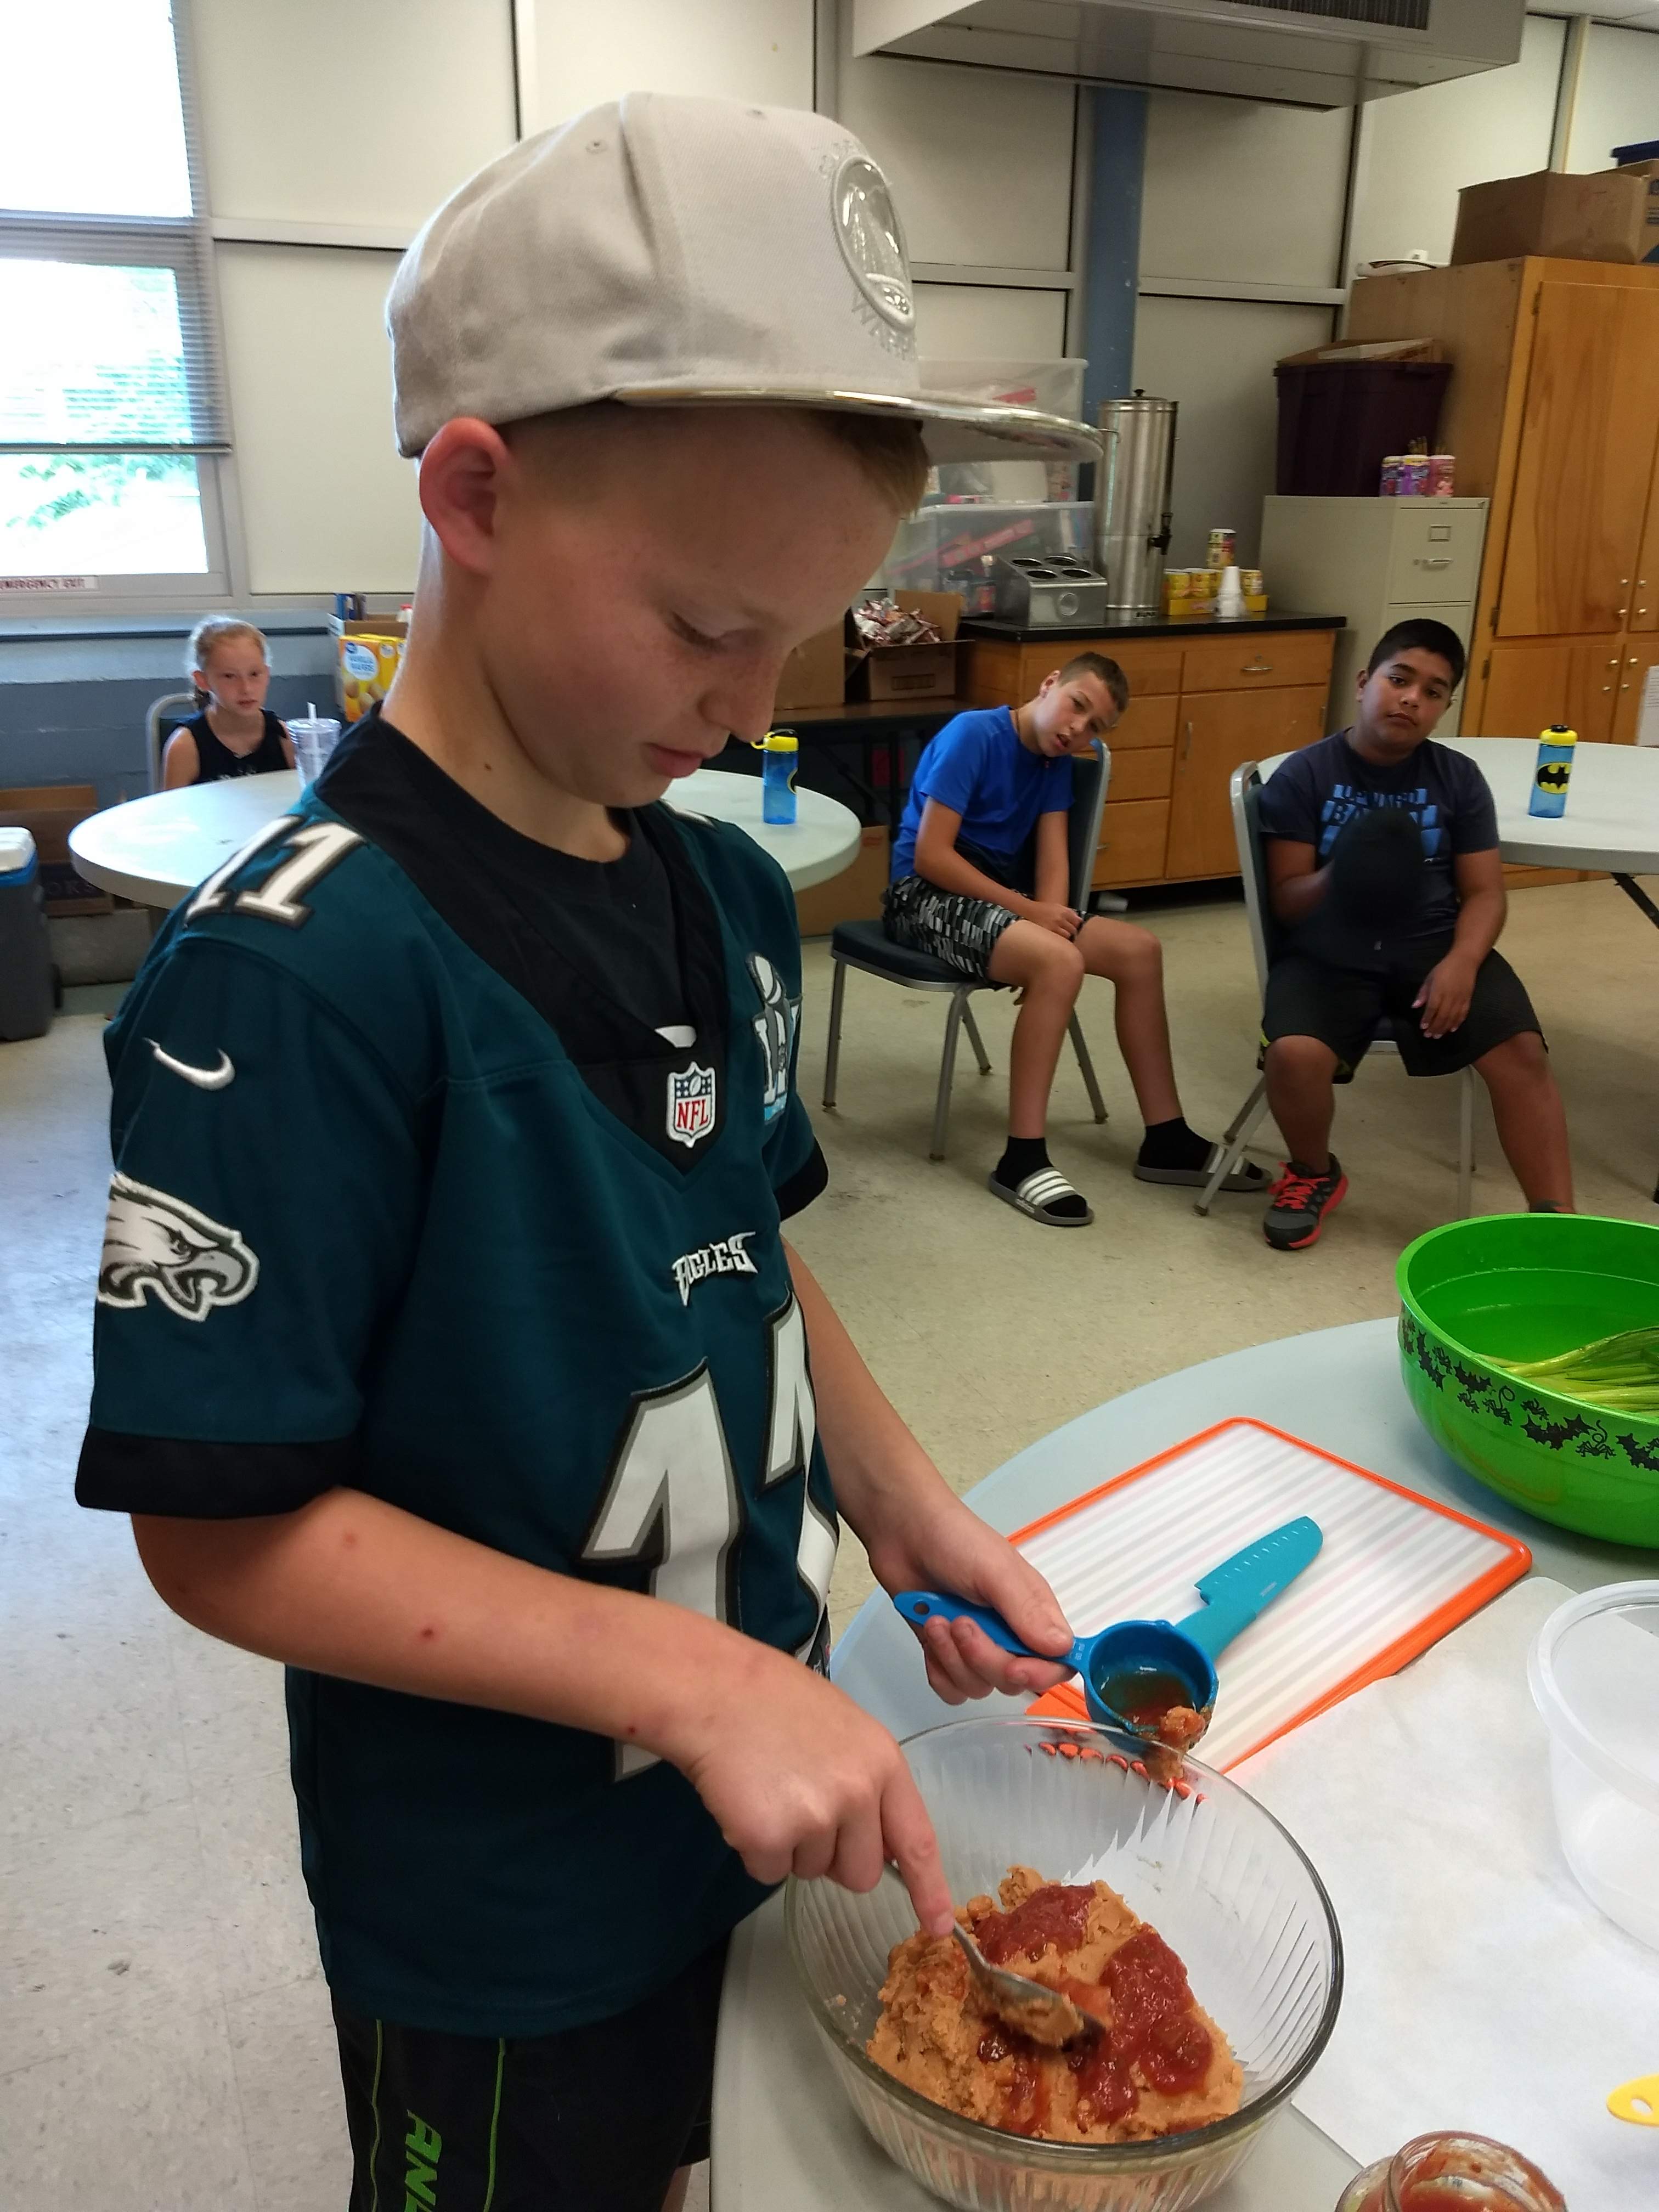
top-left (1527, 1580), bottom-right (1659, 1951)
top-left (924, 359), bottom-right (1088, 504)
top-left (876, 501), bottom-right (1094, 600)
top-left (786, 1715), bottom-right (1342, 2212)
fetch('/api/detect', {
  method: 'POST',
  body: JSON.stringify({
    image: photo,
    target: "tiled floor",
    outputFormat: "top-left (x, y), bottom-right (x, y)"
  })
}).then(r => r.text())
top-left (3, 880), bottom-right (1655, 2208)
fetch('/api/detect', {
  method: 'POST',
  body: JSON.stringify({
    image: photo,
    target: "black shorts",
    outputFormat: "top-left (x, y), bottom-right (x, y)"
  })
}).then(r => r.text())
top-left (882, 836), bottom-right (1033, 981)
top-left (1262, 938), bottom-right (1542, 1081)
top-left (332, 1934), bottom-right (729, 2212)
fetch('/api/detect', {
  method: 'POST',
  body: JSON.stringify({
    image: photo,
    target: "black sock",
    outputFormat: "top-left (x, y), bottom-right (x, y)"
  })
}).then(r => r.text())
top-left (1136, 1116), bottom-right (1214, 1172)
top-left (995, 1136), bottom-right (1052, 1187)
top-left (994, 1138), bottom-right (1090, 1220)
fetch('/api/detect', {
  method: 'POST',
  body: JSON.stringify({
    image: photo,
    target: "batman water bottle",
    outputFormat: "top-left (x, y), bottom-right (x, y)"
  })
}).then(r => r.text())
top-left (753, 730), bottom-right (799, 825)
top-left (1528, 724), bottom-right (1576, 818)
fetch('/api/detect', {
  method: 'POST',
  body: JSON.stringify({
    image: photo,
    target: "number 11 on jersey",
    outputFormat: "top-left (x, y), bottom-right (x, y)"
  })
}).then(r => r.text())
top-left (583, 1295), bottom-right (837, 1779)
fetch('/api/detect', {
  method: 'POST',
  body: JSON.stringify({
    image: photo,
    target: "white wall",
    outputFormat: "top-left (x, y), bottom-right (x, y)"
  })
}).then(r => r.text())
top-left (1138, 92), bottom-right (1350, 288)
top-left (1346, 13), bottom-right (1565, 274)
top-left (1132, 298), bottom-right (1333, 568)
top-left (194, 0), bottom-right (516, 231)
top-left (520, 0), bottom-right (812, 131)
top-left (216, 245), bottom-right (419, 594)
top-left (1565, 20), bottom-right (1659, 172)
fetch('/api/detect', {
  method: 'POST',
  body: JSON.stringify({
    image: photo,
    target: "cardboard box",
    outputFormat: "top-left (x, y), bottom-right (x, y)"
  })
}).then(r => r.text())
top-left (1616, 160), bottom-right (1659, 263)
top-left (851, 591), bottom-right (962, 703)
top-left (793, 824), bottom-right (889, 936)
top-left (1277, 337), bottom-right (1444, 368)
top-left (772, 621), bottom-right (847, 712)
top-left (0, 783), bottom-right (112, 916)
top-left (330, 616), bottom-right (407, 722)
top-left (1452, 168), bottom-right (1652, 267)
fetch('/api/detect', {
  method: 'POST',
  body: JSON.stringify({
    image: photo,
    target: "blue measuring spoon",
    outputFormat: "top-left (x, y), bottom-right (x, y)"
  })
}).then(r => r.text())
top-left (893, 1516), bottom-right (1322, 1739)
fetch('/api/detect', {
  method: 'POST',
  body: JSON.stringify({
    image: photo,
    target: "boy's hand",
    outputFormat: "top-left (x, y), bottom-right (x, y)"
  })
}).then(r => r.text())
top-left (1414, 950), bottom-right (1477, 1038)
top-left (1022, 898), bottom-right (1081, 939)
top-left (672, 1644), bottom-right (957, 1937)
top-left (867, 1490), bottom-right (1075, 1706)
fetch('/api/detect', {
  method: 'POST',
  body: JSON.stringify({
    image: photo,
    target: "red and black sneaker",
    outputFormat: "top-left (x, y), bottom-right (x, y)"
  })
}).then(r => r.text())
top-left (1263, 1156), bottom-right (1347, 1251)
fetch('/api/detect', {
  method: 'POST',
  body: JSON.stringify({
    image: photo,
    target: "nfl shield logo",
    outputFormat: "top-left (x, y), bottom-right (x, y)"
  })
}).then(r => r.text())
top-left (667, 1061), bottom-right (717, 1149)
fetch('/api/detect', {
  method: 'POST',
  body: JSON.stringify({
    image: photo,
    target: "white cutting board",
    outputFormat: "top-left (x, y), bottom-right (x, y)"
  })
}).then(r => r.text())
top-left (1022, 1417), bottom-right (1530, 1767)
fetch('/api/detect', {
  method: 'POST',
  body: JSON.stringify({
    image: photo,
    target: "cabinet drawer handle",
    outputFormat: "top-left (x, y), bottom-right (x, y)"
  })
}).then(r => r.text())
top-left (1182, 719), bottom-right (1193, 762)
top-left (1414, 556), bottom-right (1453, 569)
top-left (1241, 659), bottom-right (1273, 675)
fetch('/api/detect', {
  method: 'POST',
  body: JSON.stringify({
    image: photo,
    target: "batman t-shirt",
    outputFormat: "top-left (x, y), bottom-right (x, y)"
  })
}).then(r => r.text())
top-left (1259, 729), bottom-right (1499, 943)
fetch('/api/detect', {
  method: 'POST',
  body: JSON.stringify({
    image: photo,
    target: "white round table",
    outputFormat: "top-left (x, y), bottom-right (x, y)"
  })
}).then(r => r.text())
top-left (1261, 734), bottom-right (1659, 889)
top-left (712, 1320), bottom-right (1655, 2212)
top-left (67, 765), bottom-right (862, 907)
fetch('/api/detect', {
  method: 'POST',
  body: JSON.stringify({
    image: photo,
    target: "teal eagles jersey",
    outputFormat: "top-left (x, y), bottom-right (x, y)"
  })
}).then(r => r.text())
top-left (77, 730), bottom-right (838, 2036)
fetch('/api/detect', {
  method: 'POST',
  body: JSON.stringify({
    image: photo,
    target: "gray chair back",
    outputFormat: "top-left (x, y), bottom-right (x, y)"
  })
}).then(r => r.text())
top-left (1230, 760), bottom-right (1280, 999)
top-left (1066, 740), bottom-right (1111, 911)
top-left (146, 690), bottom-right (199, 791)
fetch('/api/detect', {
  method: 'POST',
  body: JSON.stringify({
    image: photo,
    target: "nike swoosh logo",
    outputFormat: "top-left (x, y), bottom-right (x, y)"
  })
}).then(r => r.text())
top-left (146, 1041), bottom-right (236, 1091)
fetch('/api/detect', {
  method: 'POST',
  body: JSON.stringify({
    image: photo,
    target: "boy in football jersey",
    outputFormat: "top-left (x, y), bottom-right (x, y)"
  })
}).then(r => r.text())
top-left (76, 100), bottom-right (1087, 2211)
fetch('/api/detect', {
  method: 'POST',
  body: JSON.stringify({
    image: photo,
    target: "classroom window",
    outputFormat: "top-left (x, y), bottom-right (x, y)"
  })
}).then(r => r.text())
top-left (0, 0), bottom-right (229, 594)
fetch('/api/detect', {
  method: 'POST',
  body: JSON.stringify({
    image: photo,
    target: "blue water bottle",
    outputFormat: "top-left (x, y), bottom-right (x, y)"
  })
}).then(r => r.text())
top-left (1528, 724), bottom-right (1576, 817)
top-left (754, 730), bottom-right (799, 825)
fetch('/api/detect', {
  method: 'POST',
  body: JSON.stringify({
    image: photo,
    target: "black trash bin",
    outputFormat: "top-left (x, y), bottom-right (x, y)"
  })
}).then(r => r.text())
top-left (1274, 358), bottom-right (1452, 497)
top-left (0, 828), bottom-right (55, 1041)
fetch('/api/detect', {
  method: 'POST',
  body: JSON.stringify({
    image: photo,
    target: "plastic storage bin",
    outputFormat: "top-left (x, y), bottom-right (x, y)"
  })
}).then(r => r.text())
top-left (874, 500), bottom-right (1093, 604)
top-left (1274, 359), bottom-right (1451, 497)
top-left (0, 827), bottom-right (55, 1041)
top-left (1528, 1581), bottom-right (1659, 1951)
top-left (924, 359), bottom-right (1088, 503)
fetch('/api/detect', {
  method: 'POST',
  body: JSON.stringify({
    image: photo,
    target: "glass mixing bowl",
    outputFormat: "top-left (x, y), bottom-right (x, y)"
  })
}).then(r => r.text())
top-left (786, 1716), bottom-right (1342, 2212)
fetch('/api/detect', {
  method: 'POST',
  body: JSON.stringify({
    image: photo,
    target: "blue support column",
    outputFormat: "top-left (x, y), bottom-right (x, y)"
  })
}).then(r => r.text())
top-left (1080, 86), bottom-right (1148, 426)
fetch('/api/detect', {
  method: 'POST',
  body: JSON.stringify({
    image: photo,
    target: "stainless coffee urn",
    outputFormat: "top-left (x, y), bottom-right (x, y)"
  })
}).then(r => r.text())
top-left (1094, 394), bottom-right (1177, 619)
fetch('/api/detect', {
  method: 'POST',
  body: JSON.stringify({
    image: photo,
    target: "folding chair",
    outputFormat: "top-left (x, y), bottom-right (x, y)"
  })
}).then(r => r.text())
top-left (145, 691), bottom-right (199, 791)
top-left (1194, 760), bottom-right (1475, 1217)
top-left (822, 741), bottom-right (1111, 1160)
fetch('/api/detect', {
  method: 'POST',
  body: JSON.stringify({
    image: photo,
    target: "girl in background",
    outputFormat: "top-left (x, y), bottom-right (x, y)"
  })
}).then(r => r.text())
top-left (162, 617), bottom-right (295, 787)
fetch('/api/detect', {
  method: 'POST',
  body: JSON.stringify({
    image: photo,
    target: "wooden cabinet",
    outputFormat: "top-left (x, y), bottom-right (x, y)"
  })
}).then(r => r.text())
top-left (1165, 686), bottom-right (1329, 880)
top-left (1612, 641), bottom-right (1659, 746)
top-left (1498, 284), bottom-right (1659, 639)
top-left (963, 623), bottom-right (1336, 889)
top-left (1093, 800), bottom-right (1171, 887)
top-left (1346, 257), bottom-right (1659, 739)
top-left (1481, 640), bottom-right (1621, 744)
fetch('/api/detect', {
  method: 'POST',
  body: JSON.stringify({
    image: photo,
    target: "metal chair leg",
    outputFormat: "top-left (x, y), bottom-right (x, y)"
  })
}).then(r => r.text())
top-left (1457, 1065), bottom-right (1475, 1219)
top-left (931, 990), bottom-right (969, 1160)
top-left (1068, 1014), bottom-right (1108, 1124)
top-left (962, 1001), bottom-right (992, 1077)
top-left (1195, 1076), bottom-right (1270, 1217)
top-left (823, 956), bottom-right (848, 1109)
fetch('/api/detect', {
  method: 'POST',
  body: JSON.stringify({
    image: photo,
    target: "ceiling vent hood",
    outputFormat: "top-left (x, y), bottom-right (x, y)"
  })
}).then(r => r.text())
top-left (851, 0), bottom-right (1526, 109)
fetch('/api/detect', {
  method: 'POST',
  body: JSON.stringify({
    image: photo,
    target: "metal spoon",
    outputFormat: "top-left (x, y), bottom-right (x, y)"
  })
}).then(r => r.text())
top-left (880, 1866), bottom-right (1101, 2048)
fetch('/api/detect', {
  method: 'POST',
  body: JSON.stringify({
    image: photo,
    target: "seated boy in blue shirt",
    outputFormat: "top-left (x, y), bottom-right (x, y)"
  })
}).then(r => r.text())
top-left (885, 657), bottom-right (1262, 1226)
top-left (1256, 617), bottom-right (1573, 1250)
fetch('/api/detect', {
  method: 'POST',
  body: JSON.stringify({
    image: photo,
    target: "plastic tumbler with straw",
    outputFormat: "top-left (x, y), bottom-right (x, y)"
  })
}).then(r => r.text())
top-left (289, 701), bottom-right (342, 788)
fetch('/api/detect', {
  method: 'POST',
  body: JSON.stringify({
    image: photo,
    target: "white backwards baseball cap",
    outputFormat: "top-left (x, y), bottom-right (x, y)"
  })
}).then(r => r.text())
top-left (387, 92), bottom-right (1100, 468)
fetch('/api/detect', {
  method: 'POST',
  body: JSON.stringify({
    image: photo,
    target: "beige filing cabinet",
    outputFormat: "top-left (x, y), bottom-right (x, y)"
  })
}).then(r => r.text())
top-left (1259, 497), bottom-right (1488, 735)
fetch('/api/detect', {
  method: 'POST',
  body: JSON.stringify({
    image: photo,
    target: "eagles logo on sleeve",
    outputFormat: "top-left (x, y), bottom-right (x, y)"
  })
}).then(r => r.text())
top-left (96, 1173), bottom-right (259, 1322)
top-left (748, 952), bottom-right (796, 1126)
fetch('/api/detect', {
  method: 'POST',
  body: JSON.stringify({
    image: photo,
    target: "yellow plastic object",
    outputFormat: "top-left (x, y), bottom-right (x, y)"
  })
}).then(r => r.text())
top-left (1608, 2073), bottom-right (1659, 2125)
top-left (751, 731), bottom-right (799, 752)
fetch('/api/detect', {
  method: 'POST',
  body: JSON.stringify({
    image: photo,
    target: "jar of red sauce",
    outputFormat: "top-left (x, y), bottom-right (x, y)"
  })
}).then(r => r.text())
top-left (1334, 2133), bottom-right (1565, 2212)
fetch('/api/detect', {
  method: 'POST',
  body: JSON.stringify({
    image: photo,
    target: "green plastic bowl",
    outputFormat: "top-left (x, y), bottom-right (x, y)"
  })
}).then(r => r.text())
top-left (1398, 1214), bottom-right (1659, 1547)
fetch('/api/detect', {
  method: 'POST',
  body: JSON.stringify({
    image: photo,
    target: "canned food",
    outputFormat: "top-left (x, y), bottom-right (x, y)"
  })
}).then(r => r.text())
top-left (1240, 569), bottom-right (1263, 598)
top-left (1428, 453), bottom-right (1455, 496)
top-left (1165, 568), bottom-right (1192, 599)
top-left (1397, 456), bottom-right (1430, 497)
top-left (1380, 456), bottom-right (1401, 495)
top-left (1207, 527), bottom-right (1237, 570)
